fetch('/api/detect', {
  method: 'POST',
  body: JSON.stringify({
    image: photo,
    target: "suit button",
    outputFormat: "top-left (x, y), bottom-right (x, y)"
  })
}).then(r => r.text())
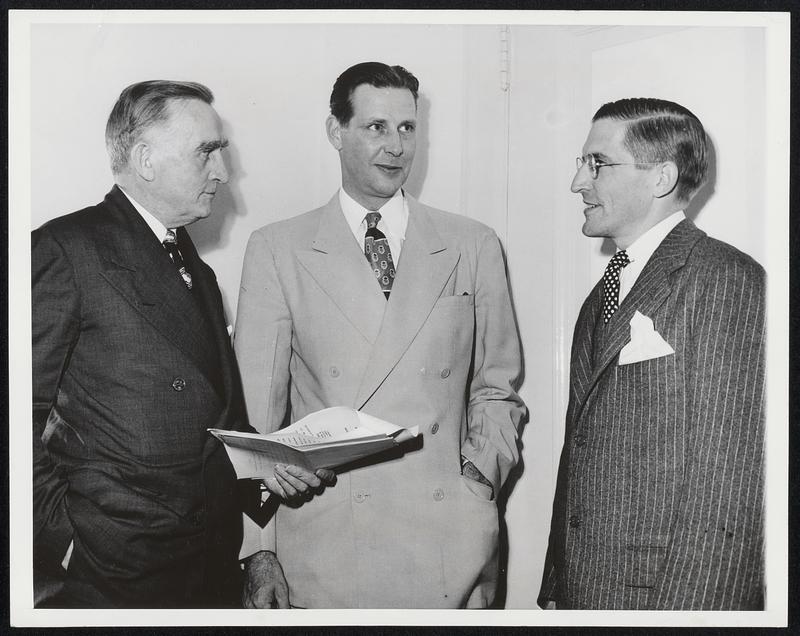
top-left (353, 490), bottom-right (368, 503)
top-left (430, 422), bottom-right (439, 434)
top-left (172, 377), bottom-right (186, 392)
top-left (575, 434), bottom-right (587, 447)
top-left (433, 488), bottom-right (445, 501)
top-left (440, 368), bottom-right (451, 379)
top-left (569, 515), bottom-right (582, 528)
top-left (330, 366), bottom-right (340, 378)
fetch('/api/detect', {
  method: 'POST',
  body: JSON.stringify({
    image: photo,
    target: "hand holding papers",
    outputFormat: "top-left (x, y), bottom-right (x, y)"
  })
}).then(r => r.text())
top-left (209, 407), bottom-right (420, 480)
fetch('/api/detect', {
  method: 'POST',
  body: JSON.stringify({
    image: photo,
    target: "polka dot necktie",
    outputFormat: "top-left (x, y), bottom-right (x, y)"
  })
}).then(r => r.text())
top-left (602, 250), bottom-right (630, 323)
top-left (364, 212), bottom-right (395, 300)
top-left (163, 229), bottom-right (193, 290)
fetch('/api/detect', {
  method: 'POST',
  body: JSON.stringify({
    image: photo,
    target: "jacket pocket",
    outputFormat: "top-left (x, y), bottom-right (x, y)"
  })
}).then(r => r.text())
top-left (623, 536), bottom-right (670, 589)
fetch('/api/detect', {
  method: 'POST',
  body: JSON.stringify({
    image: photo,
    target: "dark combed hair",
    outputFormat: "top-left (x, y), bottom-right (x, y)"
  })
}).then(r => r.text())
top-left (105, 80), bottom-right (214, 174)
top-left (329, 62), bottom-right (419, 126)
top-left (593, 98), bottom-right (708, 202)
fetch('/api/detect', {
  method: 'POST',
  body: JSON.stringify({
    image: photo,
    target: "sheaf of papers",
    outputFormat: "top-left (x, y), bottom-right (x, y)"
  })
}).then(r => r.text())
top-left (209, 407), bottom-right (419, 479)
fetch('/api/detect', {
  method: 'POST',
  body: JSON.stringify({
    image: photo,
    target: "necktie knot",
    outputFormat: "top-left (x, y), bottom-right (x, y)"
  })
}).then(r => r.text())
top-left (607, 250), bottom-right (630, 274)
top-left (365, 212), bottom-right (382, 229)
top-left (601, 250), bottom-right (629, 324)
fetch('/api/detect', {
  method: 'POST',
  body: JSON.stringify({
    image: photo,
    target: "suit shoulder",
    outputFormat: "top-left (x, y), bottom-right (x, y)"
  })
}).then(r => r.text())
top-left (690, 234), bottom-right (765, 284)
top-left (423, 204), bottom-right (495, 234)
top-left (421, 204), bottom-right (498, 241)
top-left (249, 206), bottom-right (324, 243)
top-left (32, 199), bottom-right (111, 246)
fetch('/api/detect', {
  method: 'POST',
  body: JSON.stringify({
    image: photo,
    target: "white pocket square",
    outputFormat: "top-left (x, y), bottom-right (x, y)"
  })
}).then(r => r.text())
top-left (618, 310), bottom-right (675, 365)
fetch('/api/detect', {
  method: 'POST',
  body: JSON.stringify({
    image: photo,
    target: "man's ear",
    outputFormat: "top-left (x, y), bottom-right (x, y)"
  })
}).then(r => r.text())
top-left (131, 142), bottom-right (155, 182)
top-left (653, 160), bottom-right (679, 199)
top-left (325, 115), bottom-right (344, 151)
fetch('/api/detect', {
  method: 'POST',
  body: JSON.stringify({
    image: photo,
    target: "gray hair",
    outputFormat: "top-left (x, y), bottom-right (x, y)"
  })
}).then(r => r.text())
top-left (105, 80), bottom-right (214, 174)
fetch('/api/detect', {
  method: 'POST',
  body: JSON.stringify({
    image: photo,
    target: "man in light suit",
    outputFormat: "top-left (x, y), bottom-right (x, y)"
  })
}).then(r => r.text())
top-left (539, 98), bottom-right (765, 610)
top-left (32, 80), bottom-right (262, 607)
top-left (235, 62), bottom-right (526, 608)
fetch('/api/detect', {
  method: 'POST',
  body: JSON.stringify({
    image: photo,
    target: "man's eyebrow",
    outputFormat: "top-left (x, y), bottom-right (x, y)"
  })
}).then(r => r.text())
top-left (197, 139), bottom-right (229, 153)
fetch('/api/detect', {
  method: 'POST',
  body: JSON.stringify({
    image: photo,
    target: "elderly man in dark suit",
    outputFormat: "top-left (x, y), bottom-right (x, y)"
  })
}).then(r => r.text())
top-left (539, 98), bottom-right (765, 610)
top-left (32, 80), bottom-right (263, 608)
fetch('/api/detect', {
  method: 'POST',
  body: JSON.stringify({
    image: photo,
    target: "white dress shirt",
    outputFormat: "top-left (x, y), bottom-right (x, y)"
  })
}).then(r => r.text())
top-left (618, 211), bottom-right (685, 304)
top-left (339, 188), bottom-right (408, 265)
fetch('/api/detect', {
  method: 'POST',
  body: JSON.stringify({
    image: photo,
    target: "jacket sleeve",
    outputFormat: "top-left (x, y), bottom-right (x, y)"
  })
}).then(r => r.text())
top-left (31, 226), bottom-right (79, 572)
top-left (651, 256), bottom-right (766, 610)
top-left (233, 228), bottom-right (293, 555)
top-left (460, 230), bottom-right (527, 495)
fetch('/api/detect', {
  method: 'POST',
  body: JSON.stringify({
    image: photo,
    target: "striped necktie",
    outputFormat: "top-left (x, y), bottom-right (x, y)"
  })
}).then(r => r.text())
top-left (163, 229), bottom-right (193, 290)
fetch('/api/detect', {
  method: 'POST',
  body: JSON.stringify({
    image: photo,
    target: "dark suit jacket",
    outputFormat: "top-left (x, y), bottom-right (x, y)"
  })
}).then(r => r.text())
top-left (539, 219), bottom-right (765, 610)
top-left (32, 186), bottom-right (252, 607)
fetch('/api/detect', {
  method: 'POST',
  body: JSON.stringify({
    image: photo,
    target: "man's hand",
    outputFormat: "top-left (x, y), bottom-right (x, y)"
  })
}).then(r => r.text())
top-left (242, 550), bottom-right (290, 609)
top-left (461, 456), bottom-right (494, 500)
top-left (262, 465), bottom-right (336, 506)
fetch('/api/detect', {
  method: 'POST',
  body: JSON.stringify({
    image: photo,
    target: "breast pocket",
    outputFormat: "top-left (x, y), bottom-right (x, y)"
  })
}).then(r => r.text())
top-left (433, 293), bottom-right (475, 310)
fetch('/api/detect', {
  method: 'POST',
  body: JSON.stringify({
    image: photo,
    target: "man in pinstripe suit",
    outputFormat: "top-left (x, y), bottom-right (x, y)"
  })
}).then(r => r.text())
top-left (539, 98), bottom-right (765, 610)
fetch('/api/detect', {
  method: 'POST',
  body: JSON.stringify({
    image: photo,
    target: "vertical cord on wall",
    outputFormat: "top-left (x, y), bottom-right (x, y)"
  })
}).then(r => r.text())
top-left (500, 25), bottom-right (512, 249)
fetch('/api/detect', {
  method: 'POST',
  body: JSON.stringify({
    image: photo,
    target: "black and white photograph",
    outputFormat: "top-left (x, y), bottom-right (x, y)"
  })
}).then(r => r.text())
top-left (8, 9), bottom-right (789, 628)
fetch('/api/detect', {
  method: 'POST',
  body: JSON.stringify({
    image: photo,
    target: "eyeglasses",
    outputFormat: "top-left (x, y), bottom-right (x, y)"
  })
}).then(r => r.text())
top-left (576, 154), bottom-right (662, 180)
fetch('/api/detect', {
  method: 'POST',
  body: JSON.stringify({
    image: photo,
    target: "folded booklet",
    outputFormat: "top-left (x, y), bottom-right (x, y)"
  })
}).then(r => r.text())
top-left (208, 407), bottom-right (420, 479)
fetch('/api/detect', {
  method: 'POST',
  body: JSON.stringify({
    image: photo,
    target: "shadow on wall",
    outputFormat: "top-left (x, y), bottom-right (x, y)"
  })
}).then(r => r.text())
top-left (600, 133), bottom-right (717, 257)
top-left (186, 115), bottom-right (247, 256)
top-left (401, 93), bottom-right (430, 199)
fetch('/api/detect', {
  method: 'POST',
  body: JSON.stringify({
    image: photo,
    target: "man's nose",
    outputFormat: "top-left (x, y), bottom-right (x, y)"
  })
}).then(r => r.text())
top-left (383, 130), bottom-right (403, 157)
top-left (571, 165), bottom-right (590, 193)
top-left (210, 152), bottom-right (229, 184)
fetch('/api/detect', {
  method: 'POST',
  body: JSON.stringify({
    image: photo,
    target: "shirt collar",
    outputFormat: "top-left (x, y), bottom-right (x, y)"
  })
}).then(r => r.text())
top-left (117, 185), bottom-right (171, 242)
top-left (623, 210), bottom-right (686, 264)
top-left (339, 187), bottom-right (407, 240)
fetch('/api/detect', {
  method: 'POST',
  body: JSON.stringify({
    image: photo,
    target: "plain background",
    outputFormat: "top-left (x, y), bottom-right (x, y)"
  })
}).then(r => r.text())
top-left (11, 13), bottom-right (788, 623)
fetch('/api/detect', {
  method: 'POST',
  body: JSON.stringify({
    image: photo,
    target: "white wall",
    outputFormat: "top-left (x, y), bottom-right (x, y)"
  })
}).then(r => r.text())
top-left (20, 19), bottom-right (778, 611)
top-left (30, 23), bottom-right (511, 318)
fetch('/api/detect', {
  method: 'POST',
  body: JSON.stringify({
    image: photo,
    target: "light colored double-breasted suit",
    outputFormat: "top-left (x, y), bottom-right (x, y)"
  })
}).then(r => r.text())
top-left (539, 219), bottom-right (765, 610)
top-left (235, 192), bottom-right (526, 608)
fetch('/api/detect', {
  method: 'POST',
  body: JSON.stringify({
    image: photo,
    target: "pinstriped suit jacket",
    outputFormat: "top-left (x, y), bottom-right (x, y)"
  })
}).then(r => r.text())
top-left (539, 219), bottom-right (765, 610)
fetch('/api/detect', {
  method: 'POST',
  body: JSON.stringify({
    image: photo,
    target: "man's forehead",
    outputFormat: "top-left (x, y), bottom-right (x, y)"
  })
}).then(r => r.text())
top-left (351, 84), bottom-right (417, 118)
top-left (583, 118), bottom-right (628, 152)
top-left (152, 98), bottom-right (223, 140)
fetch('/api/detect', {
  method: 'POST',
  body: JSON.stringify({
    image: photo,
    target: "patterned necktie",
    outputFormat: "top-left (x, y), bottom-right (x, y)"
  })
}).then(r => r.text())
top-left (602, 250), bottom-right (630, 323)
top-left (364, 212), bottom-right (395, 299)
top-left (163, 229), bottom-right (193, 290)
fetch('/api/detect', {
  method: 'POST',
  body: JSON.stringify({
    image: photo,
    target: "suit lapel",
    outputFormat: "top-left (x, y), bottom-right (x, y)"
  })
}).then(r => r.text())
top-left (575, 219), bottom-right (705, 422)
top-left (354, 196), bottom-right (459, 408)
top-left (296, 195), bottom-right (386, 344)
top-left (571, 281), bottom-right (603, 412)
top-left (96, 187), bottom-right (223, 396)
